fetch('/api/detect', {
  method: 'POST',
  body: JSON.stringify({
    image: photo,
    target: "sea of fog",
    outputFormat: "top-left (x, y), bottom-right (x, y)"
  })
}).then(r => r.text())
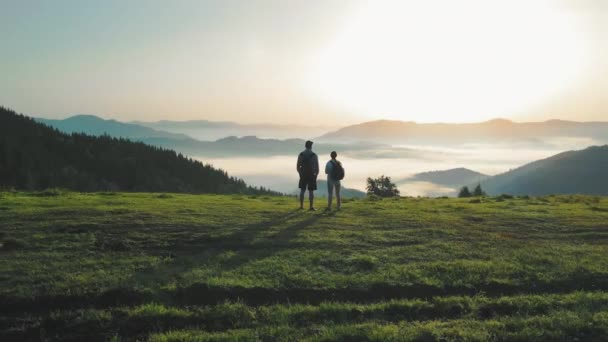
top-left (196, 146), bottom-right (563, 196)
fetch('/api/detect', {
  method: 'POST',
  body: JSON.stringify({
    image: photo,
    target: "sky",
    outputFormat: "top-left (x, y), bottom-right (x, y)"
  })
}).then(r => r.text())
top-left (0, 0), bottom-right (606, 125)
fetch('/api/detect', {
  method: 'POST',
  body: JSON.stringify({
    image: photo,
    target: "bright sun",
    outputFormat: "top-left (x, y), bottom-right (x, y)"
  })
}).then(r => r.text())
top-left (307, 0), bottom-right (590, 123)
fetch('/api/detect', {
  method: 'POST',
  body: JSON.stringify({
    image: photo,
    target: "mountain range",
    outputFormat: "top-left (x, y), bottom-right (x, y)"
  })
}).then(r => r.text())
top-left (29, 113), bottom-right (608, 197)
top-left (133, 119), bottom-right (334, 141)
top-left (317, 119), bottom-right (608, 147)
top-left (38, 115), bottom-right (431, 159)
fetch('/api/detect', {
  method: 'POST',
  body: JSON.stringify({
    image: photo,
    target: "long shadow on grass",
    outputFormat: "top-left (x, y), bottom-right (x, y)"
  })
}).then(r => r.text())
top-left (164, 209), bottom-right (305, 251)
top-left (208, 212), bottom-right (330, 273)
top-left (0, 209), bottom-right (314, 314)
top-left (6, 210), bottom-right (608, 313)
top-left (125, 209), bottom-right (313, 284)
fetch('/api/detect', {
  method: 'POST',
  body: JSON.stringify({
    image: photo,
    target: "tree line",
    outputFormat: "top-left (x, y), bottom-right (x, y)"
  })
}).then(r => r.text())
top-left (0, 107), bottom-right (279, 195)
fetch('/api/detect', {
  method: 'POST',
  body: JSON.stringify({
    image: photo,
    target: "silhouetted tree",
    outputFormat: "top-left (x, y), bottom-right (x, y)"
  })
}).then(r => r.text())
top-left (366, 175), bottom-right (400, 197)
top-left (458, 186), bottom-right (472, 198)
top-left (472, 184), bottom-right (486, 197)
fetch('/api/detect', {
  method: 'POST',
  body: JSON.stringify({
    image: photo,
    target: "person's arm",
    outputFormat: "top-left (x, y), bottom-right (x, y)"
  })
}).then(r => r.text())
top-left (296, 153), bottom-right (302, 173)
top-left (325, 161), bottom-right (331, 175)
top-left (313, 154), bottom-right (319, 176)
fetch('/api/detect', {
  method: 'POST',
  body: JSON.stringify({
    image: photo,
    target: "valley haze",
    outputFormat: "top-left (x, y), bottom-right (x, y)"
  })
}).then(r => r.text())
top-left (36, 113), bottom-right (608, 196)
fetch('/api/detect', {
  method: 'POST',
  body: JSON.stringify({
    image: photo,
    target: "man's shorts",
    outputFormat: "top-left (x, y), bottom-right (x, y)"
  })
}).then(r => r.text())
top-left (299, 175), bottom-right (317, 191)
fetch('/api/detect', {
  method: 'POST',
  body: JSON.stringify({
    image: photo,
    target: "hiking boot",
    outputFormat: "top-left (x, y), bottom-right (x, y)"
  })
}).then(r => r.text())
top-left (309, 207), bottom-right (317, 211)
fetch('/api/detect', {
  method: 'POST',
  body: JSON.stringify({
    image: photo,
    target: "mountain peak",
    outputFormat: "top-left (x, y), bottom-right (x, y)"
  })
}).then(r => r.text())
top-left (484, 118), bottom-right (513, 125)
top-left (65, 114), bottom-right (105, 121)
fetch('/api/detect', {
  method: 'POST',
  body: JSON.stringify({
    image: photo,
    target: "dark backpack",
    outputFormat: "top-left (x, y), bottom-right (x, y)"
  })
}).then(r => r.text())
top-left (331, 160), bottom-right (345, 180)
top-left (299, 152), bottom-right (314, 176)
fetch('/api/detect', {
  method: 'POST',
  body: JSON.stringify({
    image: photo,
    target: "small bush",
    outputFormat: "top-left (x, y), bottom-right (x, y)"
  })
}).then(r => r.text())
top-left (157, 193), bottom-right (172, 199)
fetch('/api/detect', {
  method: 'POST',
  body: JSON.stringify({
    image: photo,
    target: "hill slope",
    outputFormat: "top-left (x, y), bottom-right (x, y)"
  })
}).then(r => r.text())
top-left (1, 192), bottom-right (607, 340)
top-left (479, 145), bottom-right (608, 195)
top-left (0, 107), bottom-right (275, 194)
top-left (408, 167), bottom-right (488, 187)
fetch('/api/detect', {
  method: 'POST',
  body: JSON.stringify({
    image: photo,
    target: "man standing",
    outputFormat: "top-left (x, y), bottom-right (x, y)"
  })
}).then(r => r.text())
top-left (325, 151), bottom-right (343, 211)
top-left (297, 140), bottom-right (319, 210)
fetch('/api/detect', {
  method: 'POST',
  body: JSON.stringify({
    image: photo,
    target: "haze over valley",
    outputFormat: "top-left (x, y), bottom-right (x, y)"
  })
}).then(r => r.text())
top-left (36, 113), bottom-right (608, 196)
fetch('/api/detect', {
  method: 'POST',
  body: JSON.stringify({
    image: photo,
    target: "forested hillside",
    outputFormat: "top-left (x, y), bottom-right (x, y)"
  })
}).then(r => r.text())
top-left (479, 145), bottom-right (608, 196)
top-left (0, 107), bottom-right (277, 194)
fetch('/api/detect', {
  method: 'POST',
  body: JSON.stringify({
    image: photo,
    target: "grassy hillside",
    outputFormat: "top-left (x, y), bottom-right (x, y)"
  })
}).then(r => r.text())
top-left (1, 192), bottom-right (608, 340)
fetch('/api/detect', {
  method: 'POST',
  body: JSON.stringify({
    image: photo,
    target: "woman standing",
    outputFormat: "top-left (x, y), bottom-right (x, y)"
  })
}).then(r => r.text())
top-left (325, 151), bottom-right (344, 211)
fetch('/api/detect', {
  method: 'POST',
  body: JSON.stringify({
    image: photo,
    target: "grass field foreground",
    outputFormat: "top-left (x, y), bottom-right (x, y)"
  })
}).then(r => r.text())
top-left (1, 191), bottom-right (608, 341)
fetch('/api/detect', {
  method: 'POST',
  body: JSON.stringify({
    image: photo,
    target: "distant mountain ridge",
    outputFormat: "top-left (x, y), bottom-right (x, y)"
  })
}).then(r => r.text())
top-left (317, 119), bottom-right (608, 146)
top-left (37, 115), bottom-right (192, 141)
top-left (407, 168), bottom-right (488, 187)
top-left (133, 119), bottom-right (331, 130)
top-left (141, 135), bottom-right (428, 159)
top-left (40, 116), bottom-right (429, 159)
top-left (477, 145), bottom-right (608, 196)
top-left (133, 119), bottom-right (335, 141)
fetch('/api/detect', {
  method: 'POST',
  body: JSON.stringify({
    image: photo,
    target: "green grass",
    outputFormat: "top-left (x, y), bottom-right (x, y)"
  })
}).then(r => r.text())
top-left (1, 192), bottom-right (608, 341)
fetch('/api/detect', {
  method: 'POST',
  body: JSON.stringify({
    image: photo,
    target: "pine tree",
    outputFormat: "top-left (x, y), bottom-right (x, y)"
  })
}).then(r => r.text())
top-left (473, 184), bottom-right (486, 197)
top-left (459, 186), bottom-right (472, 198)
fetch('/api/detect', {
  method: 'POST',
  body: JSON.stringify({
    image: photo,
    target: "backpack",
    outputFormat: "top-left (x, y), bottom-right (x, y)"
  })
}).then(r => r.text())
top-left (299, 152), bottom-right (314, 176)
top-left (331, 160), bottom-right (345, 180)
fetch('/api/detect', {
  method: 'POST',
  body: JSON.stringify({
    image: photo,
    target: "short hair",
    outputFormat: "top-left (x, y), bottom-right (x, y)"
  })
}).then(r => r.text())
top-left (305, 140), bottom-right (313, 149)
top-left (330, 151), bottom-right (337, 159)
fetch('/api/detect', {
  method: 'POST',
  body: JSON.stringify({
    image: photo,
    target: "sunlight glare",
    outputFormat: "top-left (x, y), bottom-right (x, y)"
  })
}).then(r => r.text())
top-left (307, 0), bottom-right (590, 123)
